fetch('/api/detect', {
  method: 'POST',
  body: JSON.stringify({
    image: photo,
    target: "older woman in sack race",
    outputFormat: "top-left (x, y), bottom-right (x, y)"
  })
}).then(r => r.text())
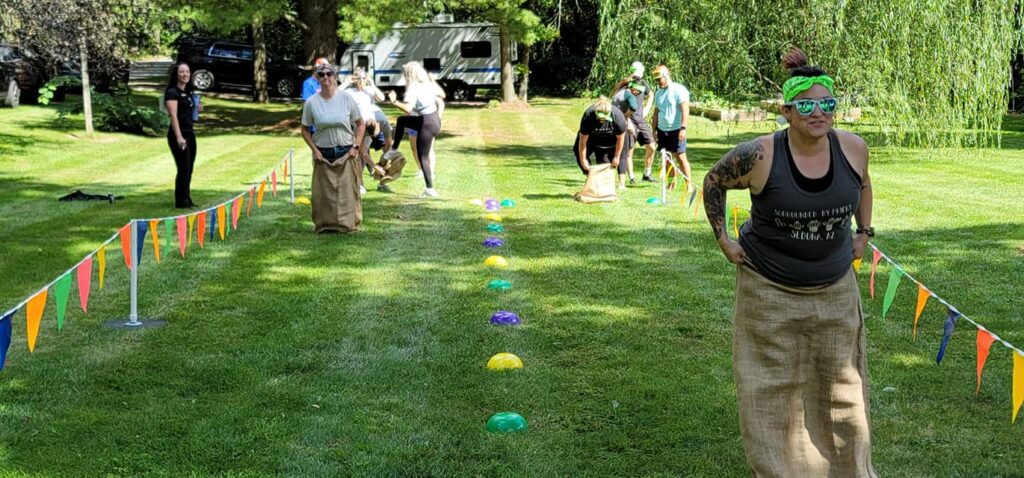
top-left (300, 63), bottom-right (385, 233)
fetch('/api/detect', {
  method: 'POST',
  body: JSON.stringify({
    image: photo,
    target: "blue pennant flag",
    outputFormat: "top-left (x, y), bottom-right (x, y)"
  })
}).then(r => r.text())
top-left (208, 208), bottom-right (217, 240)
top-left (0, 310), bottom-right (14, 372)
top-left (687, 189), bottom-right (698, 208)
top-left (936, 308), bottom-right (961, 364)
top-left (135, 221), bottom-right (149, 265)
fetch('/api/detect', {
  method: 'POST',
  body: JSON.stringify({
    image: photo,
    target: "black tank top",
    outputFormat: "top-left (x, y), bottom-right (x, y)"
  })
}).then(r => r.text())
top-left (739, 129), bottom-right (862, 286)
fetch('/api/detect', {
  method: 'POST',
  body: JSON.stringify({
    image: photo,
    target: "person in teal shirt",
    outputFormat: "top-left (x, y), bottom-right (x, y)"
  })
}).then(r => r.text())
top-left (651, 64), bottom-right (693, 191)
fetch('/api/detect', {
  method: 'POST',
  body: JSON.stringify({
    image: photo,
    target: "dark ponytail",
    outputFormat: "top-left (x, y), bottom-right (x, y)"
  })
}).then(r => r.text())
top-left (781, 48), bottom-right (827, 78)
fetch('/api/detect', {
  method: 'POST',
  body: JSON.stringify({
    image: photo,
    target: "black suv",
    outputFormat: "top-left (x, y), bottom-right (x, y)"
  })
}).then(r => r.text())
top-left (0, 43), bottom-right (44, 107)
top-left (176, 38), bottom-right (305, 97)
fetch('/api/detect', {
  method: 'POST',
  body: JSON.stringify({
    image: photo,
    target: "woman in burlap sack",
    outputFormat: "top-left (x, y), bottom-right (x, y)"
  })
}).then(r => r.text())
top-left (702, 48), bottom-right (877, 477)
top-left (300, 63), bottom-right (374, 233)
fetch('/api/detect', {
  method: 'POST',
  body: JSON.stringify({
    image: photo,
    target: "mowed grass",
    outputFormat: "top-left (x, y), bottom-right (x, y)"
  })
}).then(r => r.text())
top-left (0, 94), bottom-right (1022, 476)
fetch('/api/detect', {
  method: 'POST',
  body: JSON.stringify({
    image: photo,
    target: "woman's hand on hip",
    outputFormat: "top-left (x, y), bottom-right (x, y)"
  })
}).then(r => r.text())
top-left (852, 233), bottom-right (870, 260)
top-left (720, 238), bottom-right (749, 265)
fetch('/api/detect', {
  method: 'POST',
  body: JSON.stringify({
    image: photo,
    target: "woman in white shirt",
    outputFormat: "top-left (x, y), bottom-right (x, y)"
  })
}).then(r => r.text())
top-left (387, 62), bottom-right (443, 198)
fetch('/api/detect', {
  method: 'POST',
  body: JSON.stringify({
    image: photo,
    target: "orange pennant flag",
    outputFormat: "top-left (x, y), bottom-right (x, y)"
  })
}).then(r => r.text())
top-left (247, 187), bottom-right (255, 216)
top-left (231, 197), bottom-right (241, 230)
top-left (1013, 351), bottom-right (1024, 423)
top-left (217, 204), bottom-right (226, 240)
top-left (282, 159), bottom-right (288, 179)
top-left (76, 256), bottom-right (92, 313)
top-left (97, 245), bottom-right (107, 289)
top-left (977, 329), bottom-right (996, 394)
top-left (176, 216), bottom-right (187, 257)
top-left (26, 289), bottom-right (47, 352)
top-left (149, 220), bottom-right (161, 263)
top-left (187, 214), bottom-right (196, 247)
top-left (271, 170), bottom-right (278, 197)
top-left (257, 180), bottom-right (267, 207)
top-left (118, 224), bottom-right (132, 269)
top-left (196, 212), bottom-right (207, 248)
top-left (913, 284), bottom-right (930, 338)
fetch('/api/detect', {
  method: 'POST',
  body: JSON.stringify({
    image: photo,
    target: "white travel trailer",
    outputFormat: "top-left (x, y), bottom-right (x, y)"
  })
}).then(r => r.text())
top-left (337, 18), bottom-right (515, 101)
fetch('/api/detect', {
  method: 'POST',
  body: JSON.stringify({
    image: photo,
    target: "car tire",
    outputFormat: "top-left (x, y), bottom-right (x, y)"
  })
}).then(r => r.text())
top-left (447, 82), bottom-right (475, 102)
top-left (274, 77), bottom-right (297, 97)
top-left (4, 79), bottom-right (20, 107)
top-left (192, 69), bottom-right (215, 91)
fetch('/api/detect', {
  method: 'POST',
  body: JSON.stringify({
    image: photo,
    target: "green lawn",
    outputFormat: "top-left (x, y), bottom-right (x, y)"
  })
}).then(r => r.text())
top-left (0, 95), bottom-right (1022, 476)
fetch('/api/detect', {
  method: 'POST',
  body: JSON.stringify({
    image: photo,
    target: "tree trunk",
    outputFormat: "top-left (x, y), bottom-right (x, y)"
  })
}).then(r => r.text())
top-left (79, 37), bottom-right (93, 137)
top-left (300, 0), bottom-right (339, 65)
top-left (253, 15), bottom-right (268, 103)
top-left (499, 28), bottom-right (515, 103)
top-left (517, 43), bottom-right (531, 102)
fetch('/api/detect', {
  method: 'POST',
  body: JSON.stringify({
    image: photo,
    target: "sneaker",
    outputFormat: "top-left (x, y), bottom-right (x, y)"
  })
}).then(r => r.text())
top-left (419, 188), bottom-right (439, 198)
top-left (377, 183), bottom-right (394, 193)
top-left (642, 175), bottom-right (655, 183)
top-left (629, 177), bottom-right (636, 185)
top-left (359, 186), bottom-right (367, 197)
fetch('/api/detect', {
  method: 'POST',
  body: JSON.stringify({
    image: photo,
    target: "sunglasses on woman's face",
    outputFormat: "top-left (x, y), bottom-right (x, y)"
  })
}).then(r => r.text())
top-left (785, 97), bottom-right (838, 116)
top-left (317, 71), bottom-right (335, 78)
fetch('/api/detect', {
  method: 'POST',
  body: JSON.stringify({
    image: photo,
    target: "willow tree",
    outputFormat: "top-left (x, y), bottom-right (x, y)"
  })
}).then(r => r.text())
top-left (592, 0), bottom-right (1024, 147)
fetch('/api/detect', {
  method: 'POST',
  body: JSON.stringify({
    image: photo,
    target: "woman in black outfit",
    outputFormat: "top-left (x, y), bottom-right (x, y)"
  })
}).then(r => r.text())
top-left (165, 62), bottom-right (200, 208)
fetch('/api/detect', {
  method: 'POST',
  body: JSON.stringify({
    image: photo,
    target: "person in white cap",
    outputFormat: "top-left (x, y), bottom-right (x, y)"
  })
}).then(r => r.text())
top-left (628, 62), bottom-right (658, 182)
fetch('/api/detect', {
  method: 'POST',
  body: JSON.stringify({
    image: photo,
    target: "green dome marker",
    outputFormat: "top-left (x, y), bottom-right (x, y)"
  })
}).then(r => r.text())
top-left (486, 412), bottom-right (528, 433)
top-left (486, 279), bottom-right (512, 290)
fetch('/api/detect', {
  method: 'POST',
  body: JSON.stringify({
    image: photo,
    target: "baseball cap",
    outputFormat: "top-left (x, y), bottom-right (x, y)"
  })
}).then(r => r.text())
top-left (630, 61), bottom-right (645, 78)
top-left (314, 57), bottom-right (330, 68)
top-left (628, 82), bottom-right (646, 93)
top-left (595, 111), bottom-right (612, 121)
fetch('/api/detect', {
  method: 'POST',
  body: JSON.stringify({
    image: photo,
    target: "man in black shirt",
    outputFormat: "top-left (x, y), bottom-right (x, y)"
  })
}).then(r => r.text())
top-left (573, 97), bottom-right (627, 175)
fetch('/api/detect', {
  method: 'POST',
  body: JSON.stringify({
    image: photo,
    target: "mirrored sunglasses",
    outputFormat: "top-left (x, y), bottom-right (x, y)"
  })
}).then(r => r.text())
top-left (785, 97), bottom-right (837, 116)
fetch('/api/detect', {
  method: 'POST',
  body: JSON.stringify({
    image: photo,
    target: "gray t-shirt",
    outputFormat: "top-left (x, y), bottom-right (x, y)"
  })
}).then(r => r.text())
top-left (403, 83), bottom-right (439, 115)
top-left (301, 91), bottom-right (362, 147)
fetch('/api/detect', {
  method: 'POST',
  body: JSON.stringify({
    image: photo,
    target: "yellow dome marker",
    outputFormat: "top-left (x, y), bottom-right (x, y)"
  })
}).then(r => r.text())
top-left (484, 255), bottom-right (509, 268)
top-left (483, 213), bottom-right (502, 222)
top-left (486, 353), bottom-right (523, 371)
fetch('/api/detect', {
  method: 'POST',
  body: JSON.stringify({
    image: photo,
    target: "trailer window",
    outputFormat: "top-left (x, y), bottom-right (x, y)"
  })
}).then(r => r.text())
top-left (460, 41), bottom-right (491, 59)
top-left (423, 58), bottom-right (441, 72)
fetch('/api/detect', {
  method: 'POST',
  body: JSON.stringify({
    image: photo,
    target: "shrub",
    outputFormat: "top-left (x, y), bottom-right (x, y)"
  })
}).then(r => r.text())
top-left (40, 76), bottom-right (168, 136)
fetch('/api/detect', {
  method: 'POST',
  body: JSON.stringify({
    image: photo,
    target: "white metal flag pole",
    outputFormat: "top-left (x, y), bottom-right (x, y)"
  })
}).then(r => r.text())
top-left (105, 219), bottom-right (166, 330)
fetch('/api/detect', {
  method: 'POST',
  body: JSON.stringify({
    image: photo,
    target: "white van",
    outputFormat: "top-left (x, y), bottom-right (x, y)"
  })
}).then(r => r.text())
top-left (337, 19), bottom-right (516, 101)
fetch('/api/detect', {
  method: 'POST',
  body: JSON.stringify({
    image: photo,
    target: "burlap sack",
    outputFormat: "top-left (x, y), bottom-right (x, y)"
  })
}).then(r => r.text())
top-left (575, 163), bottom-right (618, 203)
top-left (373, 151), bottom-right (406, 184)
top-left (311, 155), bottom-right (362, 233)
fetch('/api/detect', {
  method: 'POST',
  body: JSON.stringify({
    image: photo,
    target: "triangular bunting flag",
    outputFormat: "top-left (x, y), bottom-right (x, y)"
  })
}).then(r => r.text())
top-left (53, 272), bottom-right (72, 331)
top-left (207, 208), bottom-right (217, 241)
top-left (217, 204), bottom-right (226, 240)
top-left (187, 214), bottom-right (196, 247)
top-left (164, 219), bottom-right (172, 260)
top-left (936, 308), bottom-right (959, 364)
top-left (271, 170), bottom-right (278, 197)
top-left (176, 216), bottom-right (187, 257)
top-left (26, 289), bottom-right (47, 352)
top-left (149, 220), bottom-right (161, 264)
top-left (732, 206), bottom-right (739, 238)
top-left (1013, 351), bottom-right (1024, 423)
top-left (76, 257), bottom-right (92, 313)
top-left (852, 257), bottom-right (862, 273)
top-left (231, 198), bottom-right (241, 230)
top-left (0, 310), bottom-right (12, 371)
top-left (257, 180), bottom-right (267, 207)
top-left (282, 159), bottom-right (288, 179)
top-left (881, 268), bottom-right (903, 319)
top-left (97, 245), bottom-right (106, 289)
top-left (693, 190), bottom-right (703, 219)
top-left (119, 224), bottom-right (132, 269)
top-left (247, 187), bottom-right (254, 216)
top-left (135, 221), bottom-right (149, 267)
top-left (913, 284), bottom-right (930, 338)
top-left (196, 212), bottom-right (206, 248)
top-left (869, 248), bottom-right (882, 299)
top-left (687, 189), bottom-right (698, 208)
top-left (977, 329), bottom-right (996, 394)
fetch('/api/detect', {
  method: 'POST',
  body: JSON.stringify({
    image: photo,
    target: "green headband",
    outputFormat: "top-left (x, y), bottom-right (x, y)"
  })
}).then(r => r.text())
top-left (595, 111), bottom-right (612, 121)
top-left (628, 82), bottom-right (646, 93)
top-left (782, 75), bottom-right (835, 102)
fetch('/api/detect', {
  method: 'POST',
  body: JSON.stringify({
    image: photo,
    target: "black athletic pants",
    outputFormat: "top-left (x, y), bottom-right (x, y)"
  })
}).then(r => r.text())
top-left (392, 112), bottom-right (441, 189)
top-left (168, 130), bottom-right (197, 207)
top-left (573, 134), bottom-right (625, 175)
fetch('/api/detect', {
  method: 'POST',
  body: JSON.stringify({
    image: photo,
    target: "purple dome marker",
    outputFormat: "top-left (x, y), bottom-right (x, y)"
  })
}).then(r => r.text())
top-left (490, 311), bottom-right (521, 326)
top-left (483, 237), bottom-right (505, 247)
top-left (485, 203), bottom-right (501, 212)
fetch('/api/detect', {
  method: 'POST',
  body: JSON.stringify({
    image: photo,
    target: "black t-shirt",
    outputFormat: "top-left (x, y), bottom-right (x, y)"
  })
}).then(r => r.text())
top-left (578, 106), bottom-right (626, 149)
top-left (631, 78), bottom-right (650, 124)
top-left (164, 87), bottom-right (195, 133)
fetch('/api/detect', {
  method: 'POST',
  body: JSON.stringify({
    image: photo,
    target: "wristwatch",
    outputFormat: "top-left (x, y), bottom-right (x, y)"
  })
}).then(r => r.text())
top-left (855, 226), bottom-right (875, 237)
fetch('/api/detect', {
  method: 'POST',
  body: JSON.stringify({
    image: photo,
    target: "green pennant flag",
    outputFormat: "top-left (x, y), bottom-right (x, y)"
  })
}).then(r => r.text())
top-left (882, 268), bottom-right (904, 319)
top-left (54, 272), bottom-right (73, 330)
top-left (164, 219), bottom-right (172, 259)
top-left (723, 200), bottom-right (730, 238)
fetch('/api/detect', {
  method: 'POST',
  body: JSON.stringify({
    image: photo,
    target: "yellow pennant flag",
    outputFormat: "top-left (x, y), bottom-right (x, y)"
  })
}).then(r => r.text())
top-left (852, 257), bottom-right (863, 273)
top-left (217, 204), bottom-right (226, 240)
top-left (187, 214), bottom-right (196, 247)
top-left (1013, 351), bottom-right (1024, 423)
top-left (732, 206), bottom-right (739, 237)
top-left (913, 284), bottom-right (930, 338)
top-left (282, 159), bottom-right (288, 179)
top-left (26, 289), bottom-right (47, 352)
top-left (97, 245), bottom-right (107, 289)
top-left (257, 180), bottom-right (267, 207)
top-left (149, 220), bottom-right (161, 263)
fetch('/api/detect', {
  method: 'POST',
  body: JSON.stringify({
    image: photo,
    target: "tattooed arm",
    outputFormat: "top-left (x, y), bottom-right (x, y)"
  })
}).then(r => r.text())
top-left (703, 137), bottom-right (768, 264)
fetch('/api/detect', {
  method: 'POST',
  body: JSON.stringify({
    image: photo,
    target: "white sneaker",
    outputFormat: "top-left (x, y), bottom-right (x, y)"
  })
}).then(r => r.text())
top-left (359, 186), bottom-right (367, 197)
top-left (382, 150), bottom-right (400, 161)
top-left (420, 188), bottom-right (439, 198)
top-left (414, 170), bottom-right (424, 178)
